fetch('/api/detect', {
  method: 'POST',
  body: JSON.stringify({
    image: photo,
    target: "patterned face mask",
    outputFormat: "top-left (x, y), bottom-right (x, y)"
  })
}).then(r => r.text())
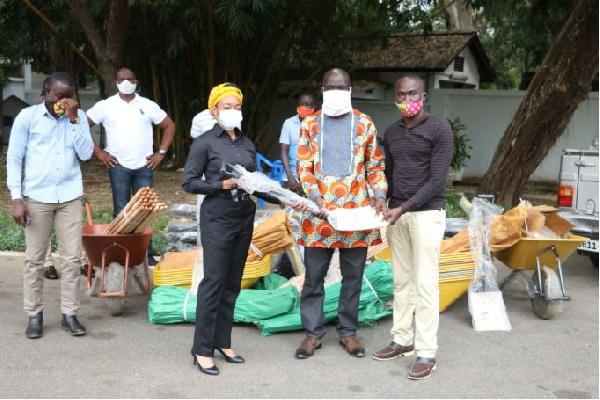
top-left (395, 99), bottom-right (424, 118)
top-left (53, 99), bottom-right (67, 117)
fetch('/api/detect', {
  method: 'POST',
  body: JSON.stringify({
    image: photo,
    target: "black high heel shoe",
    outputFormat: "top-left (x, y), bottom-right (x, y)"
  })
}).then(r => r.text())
top-left (217, 348), bottom-right (245, 364)
top-left (193, 355), bottom-right (219, 376)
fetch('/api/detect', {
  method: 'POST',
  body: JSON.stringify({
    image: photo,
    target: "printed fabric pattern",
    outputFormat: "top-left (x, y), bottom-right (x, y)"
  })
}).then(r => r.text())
top-left (297, 109), bottom-right (387, 248)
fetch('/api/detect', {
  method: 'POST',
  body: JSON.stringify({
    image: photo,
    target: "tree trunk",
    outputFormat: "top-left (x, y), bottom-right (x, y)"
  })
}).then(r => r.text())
top-left (441, 0), bottom-right (474, 31)
top-left (65, 0), bottom-right (127, 95)
top-left (478, 0), bottom-right (598, 205)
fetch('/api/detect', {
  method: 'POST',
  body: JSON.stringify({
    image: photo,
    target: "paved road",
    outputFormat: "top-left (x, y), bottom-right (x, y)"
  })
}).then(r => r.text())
top-left (0, 252), bottom-right (597, 399)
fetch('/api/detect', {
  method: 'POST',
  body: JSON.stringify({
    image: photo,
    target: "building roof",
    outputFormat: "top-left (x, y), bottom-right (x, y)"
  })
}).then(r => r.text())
top-left (350, 31), bottom-right (495, 82)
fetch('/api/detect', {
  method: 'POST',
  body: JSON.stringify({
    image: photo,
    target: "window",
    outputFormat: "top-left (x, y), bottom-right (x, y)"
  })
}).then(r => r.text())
top-left (453, 57), bottom-right (464, 73)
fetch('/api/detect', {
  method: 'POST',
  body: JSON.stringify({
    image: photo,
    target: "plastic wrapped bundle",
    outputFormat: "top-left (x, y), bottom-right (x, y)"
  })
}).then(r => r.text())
top-left (231, 164), bottom-right (320, 213)
top-left (467, 197), bottom-right (512, 332)
top-left (148, 273), bottom-right (298, 324)
top-left (247, 210), bottom-right (293, 262)
top-left (254, 260), bottom-right (394, 336)
top-left (327, 206), bottom-right (388, 231)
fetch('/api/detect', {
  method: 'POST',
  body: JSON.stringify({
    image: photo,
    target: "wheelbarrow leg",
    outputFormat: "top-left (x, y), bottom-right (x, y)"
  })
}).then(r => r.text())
top-left (499, 270), bottom-right (523, 290)
top-left (131, 260), bottom-right (151, 294)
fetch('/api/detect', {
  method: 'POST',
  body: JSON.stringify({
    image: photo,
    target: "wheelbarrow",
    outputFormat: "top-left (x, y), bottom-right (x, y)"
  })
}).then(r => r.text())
top-left (81, 223), bottom-right (153, 316)
top-left (494, 234), bottom-right (588, 319)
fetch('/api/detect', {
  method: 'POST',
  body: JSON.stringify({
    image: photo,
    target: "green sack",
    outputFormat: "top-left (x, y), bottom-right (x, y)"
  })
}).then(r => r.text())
top-left (234, 285), bottom-right (298, 323)
top-left (254, 260), bottom-right (393, 336)
top-left (147, 274), bottom-right (298, 324)
top-left (254, 272), bottom-right (289, 290)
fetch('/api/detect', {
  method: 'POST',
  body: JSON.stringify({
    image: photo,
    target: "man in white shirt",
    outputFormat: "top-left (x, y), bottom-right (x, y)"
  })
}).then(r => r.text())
top-left (279, 92), bottom-right (315, 193)
top-left (87, 67), bottom-right (175, 265)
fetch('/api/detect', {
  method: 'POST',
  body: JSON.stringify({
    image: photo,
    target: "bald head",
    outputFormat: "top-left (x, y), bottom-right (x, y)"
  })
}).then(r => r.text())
top-left (396, 74), bottom-right (425, 92)
top-left (322, 68), bottom-right (351, 91)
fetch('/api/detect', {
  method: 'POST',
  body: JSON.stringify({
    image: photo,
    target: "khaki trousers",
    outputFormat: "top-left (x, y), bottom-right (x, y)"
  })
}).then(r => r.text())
top-left (387, 209), bottom-right (445, 358)
top-left (44, 243), bottom-right (88, 268)
top-left (24, 197), bottom-right (82, 316)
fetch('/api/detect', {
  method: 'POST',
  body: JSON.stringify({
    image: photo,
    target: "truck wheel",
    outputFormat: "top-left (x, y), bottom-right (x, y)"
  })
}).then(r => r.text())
top-left (590, 254), bottom-right (599, 268)
top-left (530, 266), bottom-right (564, 320)
top-left (105, 262), bottom-right (125, 316)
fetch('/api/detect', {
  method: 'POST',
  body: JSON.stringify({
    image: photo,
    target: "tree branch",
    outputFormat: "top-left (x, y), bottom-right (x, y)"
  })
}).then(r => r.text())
top-left (20, 0), bottom-right (102, 77)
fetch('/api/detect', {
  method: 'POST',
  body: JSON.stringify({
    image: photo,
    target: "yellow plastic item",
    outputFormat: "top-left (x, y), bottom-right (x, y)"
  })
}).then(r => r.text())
top-left (239, 255), bottom-right (271, 289)
top-left (240, 277), bottom-right (260, 289)
top-left (242, 255), bottom-right (271, 278)
top-left (153, 264), bottom-right (193, 286)
top-left (495, 234), bottom-right (588, 270)
top-left (373, 245), bottom-right (475, 312)
top-left (439, 274), bottom-right (473, 312)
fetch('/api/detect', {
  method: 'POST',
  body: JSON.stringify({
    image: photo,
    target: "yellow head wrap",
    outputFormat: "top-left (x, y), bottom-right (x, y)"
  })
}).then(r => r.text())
top-left (208, 83), bottom-right (243, 110)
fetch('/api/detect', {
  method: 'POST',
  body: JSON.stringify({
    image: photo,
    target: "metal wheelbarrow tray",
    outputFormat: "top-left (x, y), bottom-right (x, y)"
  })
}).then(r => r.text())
top-left (82, 224), bottom-right (153, 315)
top-left (494, 234), bottom-right (588, 319)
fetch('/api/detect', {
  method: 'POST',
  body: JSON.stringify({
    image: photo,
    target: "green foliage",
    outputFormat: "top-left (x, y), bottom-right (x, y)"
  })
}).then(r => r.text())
top-left (152, 215), bottom-right (169, 232)
top-left (447, 117), bottom-right (472, 172)
top-left (475, 0), bottom-right (573, 89)
top-left (151, 232), bottom-right (167, 256)
top-left (0, 211), bottom-right (26, 251)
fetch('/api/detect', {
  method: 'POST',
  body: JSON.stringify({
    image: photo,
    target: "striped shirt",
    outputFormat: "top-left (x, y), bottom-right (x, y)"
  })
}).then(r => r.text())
top-left (383, 114), bottom-right (454, 212)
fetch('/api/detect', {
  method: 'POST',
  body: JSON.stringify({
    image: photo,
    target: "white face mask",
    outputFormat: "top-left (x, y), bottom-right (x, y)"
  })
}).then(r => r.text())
top-left (217, 109), bottom-right (243, 131)
top-left (321, 89), bottom-right (352, 116)
top-left (117, 80), bottom-right (137, 95)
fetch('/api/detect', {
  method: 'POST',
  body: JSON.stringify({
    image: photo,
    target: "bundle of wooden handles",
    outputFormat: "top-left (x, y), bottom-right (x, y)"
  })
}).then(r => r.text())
top-left (104, 187), bottom-right (168, 234)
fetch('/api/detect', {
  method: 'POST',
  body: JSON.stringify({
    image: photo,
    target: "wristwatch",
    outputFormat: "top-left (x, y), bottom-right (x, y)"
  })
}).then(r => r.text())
top-left (158, 149), bottom-right (167, 155)
top-left (70, 116), bottom-right (80, 124)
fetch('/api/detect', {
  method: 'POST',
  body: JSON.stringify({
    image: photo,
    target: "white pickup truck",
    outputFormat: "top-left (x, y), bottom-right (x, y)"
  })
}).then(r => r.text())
top-left (557, 140), bottom-right (599, 267)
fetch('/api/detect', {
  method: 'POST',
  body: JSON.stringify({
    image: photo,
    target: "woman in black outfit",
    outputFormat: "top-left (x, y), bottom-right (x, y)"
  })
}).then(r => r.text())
top-left (182, 83), bottom-right (306, 376)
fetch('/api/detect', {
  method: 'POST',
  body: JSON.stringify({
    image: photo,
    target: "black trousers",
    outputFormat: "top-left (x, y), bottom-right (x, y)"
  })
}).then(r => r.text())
top-left (300, 247), bottom-right (368, 339)
top-left (191, 195), bottom-right (255, 357)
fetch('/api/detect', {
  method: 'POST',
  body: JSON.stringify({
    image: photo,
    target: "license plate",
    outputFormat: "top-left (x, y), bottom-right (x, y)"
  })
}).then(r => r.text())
top-left (578, 240), bottom-right (599, 253)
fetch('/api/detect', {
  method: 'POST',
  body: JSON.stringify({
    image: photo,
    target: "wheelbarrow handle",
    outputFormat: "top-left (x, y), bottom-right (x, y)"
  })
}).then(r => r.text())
top-left (83, 197), bottom-right (93, 225)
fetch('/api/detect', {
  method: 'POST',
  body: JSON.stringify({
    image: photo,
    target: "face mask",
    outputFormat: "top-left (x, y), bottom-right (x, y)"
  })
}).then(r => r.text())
top-left (117, 80), bottom-right (137, 95)
top-left (297, 106), bottom-right (314, 119)
top-left (52, 100), bottom-right (67, 117)
top-left (396, 99), bottom-right (424, 118)
top-left (321, 89), bottom-right (352, 116)
top-left (217, 109), bottom-right (243, 131)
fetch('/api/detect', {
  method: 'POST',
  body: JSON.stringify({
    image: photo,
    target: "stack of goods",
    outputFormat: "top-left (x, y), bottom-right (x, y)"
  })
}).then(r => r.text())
top-left (242, 210), bottom-right (293, 288)
top-left (241, 255), bottom-right (272, 289)
top-left (148, 273), bottom-right (299, 325)
top-left (152, 250), bottom-right (198, 289)
top-left (247, 211), bottom-right (293, 261)
top-left (255, 260), bottom-right (394, 336)
top-left (373, 243), bottom-right (475, 312)
top-left (104, 187), bottom-right (167, 234)
top-left (148, 261), bottom-right (394, 335)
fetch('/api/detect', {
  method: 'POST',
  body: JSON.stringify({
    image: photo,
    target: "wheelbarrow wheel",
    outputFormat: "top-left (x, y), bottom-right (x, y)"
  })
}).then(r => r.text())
top-left (106, 262), bottom-right (125, 316)
top-left (530, 265), bottom-right (564, 320)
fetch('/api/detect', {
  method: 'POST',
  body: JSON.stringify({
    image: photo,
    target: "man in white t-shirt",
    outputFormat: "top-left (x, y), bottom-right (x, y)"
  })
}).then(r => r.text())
top-left (87, 67), bottom-right (175, 265)
top-left (279, 92), bottom-right (315, 193)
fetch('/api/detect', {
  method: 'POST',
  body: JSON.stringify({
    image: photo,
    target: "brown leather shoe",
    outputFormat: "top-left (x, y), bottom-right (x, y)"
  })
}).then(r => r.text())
top-left (339, 336), bottom-right (365, 357)
top-left (408, 357), bottom-right (436, 380)
top-left (373, 341), bottom-right (414, 361)
top-left (295, 336), bottom-right (321, 359)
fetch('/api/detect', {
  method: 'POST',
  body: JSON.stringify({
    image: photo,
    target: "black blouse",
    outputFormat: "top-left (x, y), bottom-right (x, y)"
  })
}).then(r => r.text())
top-left (182, 124), bottom-right (279, 204)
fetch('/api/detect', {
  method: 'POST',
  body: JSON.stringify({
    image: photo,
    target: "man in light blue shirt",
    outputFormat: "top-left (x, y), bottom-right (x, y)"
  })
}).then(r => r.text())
top-left (7, 72), bottom-right (94, 339)
top-left (279, 92), bottom-right (316, 193)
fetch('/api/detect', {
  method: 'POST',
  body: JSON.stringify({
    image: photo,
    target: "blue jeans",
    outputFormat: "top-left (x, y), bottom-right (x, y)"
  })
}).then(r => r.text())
top-left (108, 164), bottom-right (154, 256)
